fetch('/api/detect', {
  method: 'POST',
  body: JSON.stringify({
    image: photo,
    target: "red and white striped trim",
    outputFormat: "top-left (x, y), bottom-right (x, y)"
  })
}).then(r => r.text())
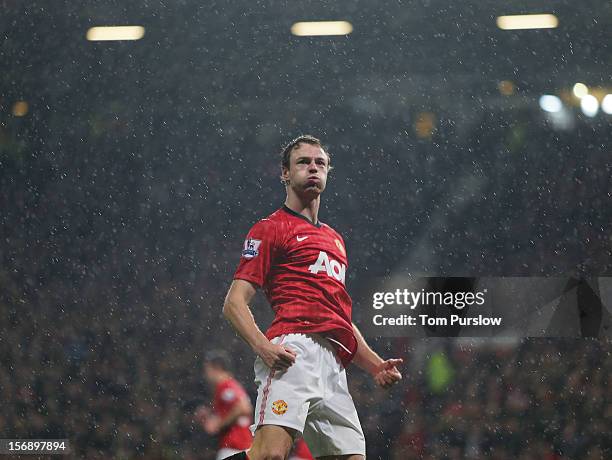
top-left (257, 334), bottom-right (286, 426)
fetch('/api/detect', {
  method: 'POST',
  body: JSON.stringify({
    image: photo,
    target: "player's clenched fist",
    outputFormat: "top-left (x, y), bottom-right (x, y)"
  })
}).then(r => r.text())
top-left (373, 358), bottom-right (403, 389)
top-left (256, 341), bottom-right (297, 370)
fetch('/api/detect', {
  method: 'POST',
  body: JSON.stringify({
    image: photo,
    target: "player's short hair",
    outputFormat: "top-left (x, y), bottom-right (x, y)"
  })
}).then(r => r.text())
top-left (204, 350), bottom-right (231, 371)
top-left (280, 135), bottom-right (332, 171)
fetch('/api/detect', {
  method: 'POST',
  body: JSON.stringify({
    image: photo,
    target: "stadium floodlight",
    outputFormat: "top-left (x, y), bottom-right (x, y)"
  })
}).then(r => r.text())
top-left (539, 95), bottom-right (563, 113)
top-left (496, 14), bottom-right (558, 30)
top-left (601, 94), bottom-right (612, 114)
top-left (572, 83), bottom-right (589, 99)
top-left (86, 26), bottom-right (145, 41)
top-left (291, 21), bottom-right (353, 36)
top-left (580, 94), bottom-right (599, 117)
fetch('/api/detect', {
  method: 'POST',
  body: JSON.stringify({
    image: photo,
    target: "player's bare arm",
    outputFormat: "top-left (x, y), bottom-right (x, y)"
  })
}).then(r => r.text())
top-left (223, 279), bottom-right (296, 370)
top-left (351, 323), bottom-right (403, 389)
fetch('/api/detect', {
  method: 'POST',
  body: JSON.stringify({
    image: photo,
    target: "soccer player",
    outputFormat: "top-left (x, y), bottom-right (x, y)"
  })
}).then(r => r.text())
top-left (195, 351), bottom-right (254, 460)
top-left (222, 135), bottom-right (403, 460)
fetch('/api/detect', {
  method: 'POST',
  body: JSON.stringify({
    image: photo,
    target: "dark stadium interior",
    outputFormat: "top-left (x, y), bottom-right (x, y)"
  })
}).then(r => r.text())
top-left (1, 1), bottom-right (611, 459)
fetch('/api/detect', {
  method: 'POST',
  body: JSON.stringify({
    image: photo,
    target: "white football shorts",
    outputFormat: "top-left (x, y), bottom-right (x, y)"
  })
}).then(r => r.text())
top-left (251, 333), bottom-right (366, 458)
top-left (217, 447), bottom-right (241, 460)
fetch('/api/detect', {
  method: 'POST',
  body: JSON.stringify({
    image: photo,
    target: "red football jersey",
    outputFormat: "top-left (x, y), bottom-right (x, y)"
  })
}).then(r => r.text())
top-left (213, 378), bottom-right (252, 450)
top-left (234, 205), bottom-right (357, 366)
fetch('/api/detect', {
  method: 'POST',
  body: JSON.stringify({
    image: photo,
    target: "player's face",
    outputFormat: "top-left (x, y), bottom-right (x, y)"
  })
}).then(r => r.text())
top-left (282, 143), bottom-right (329, 197)
top-left (203, 363), bottom-right (216, 383)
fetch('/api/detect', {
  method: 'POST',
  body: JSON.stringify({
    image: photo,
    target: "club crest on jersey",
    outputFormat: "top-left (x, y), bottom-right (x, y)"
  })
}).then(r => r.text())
top-left (242, 238), bottom-right (261, 259)
top-left (308, 251), bottom-right (346, 284)
top-left (271, 400), bottom-right (288, 415)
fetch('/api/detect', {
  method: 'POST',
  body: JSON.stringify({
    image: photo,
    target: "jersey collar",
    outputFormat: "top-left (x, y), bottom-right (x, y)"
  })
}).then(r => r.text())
top-left (281, 205), bottom-right (321, 228)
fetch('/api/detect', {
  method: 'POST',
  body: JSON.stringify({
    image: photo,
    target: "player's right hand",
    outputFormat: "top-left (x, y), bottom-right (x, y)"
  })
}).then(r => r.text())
top-left (256, 341), bottom-right (297, 371)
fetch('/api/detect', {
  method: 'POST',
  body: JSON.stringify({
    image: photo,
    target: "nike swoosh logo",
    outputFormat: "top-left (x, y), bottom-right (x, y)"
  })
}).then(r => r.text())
top-left (296, 236), bottom-right (309, 242)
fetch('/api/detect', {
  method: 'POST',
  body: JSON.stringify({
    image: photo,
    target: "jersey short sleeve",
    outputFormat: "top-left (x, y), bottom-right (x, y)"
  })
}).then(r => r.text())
top-left (233, 219), bottom-right (279, 287)
top-left (215, 379), bottom-right (249, 415)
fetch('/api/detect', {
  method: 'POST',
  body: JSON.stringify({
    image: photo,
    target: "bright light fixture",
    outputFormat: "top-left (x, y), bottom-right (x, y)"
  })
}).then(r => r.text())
top-left (601, 94), bottom-right (612, 115)
top-left (87, 26), bottom-right (145, 41)
top-left (539, 95), bottom-right (562, 113)
top-left (291, 21), bottom-right (353, 36)
top-left (496, 14), bottom-right (558, 30)
top-left (580, 95), bottom-right (599, 117)
top-left (572, 83), bottom-right (588, 99)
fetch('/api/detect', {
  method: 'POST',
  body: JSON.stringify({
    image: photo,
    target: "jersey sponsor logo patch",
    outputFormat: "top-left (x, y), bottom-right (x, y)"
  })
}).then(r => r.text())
top-left (242, 238), bottom-right (262, 259)
top-left (308, 251), bottom-right (346, 284)
top-left (271, 399), bottom-right (288, 415)
top-left (296, 235), bottom-right (308, 242)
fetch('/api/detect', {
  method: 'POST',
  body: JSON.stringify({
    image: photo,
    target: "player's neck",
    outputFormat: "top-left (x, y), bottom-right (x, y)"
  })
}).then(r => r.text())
top-left (284, 194), bottom-right (320, 225)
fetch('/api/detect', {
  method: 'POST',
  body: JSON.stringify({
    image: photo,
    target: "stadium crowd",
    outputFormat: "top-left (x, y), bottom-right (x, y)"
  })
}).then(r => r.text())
top-left (1, 279), bottom-right (610, 460)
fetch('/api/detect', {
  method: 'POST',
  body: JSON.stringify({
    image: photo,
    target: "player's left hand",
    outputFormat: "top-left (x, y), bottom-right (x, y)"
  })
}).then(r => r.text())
top-left (373, 358), bottom-right (403, 389)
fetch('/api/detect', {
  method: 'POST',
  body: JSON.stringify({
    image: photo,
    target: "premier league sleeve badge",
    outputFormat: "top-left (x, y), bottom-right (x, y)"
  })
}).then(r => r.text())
top-left (242, 238), bottom-right (262, 259)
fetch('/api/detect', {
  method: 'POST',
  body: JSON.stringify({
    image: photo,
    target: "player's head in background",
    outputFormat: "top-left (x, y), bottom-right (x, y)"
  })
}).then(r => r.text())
top-left (280, 135), bottom-right (333, 203)
top-left (203, 349), bottom-right (233, 384)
